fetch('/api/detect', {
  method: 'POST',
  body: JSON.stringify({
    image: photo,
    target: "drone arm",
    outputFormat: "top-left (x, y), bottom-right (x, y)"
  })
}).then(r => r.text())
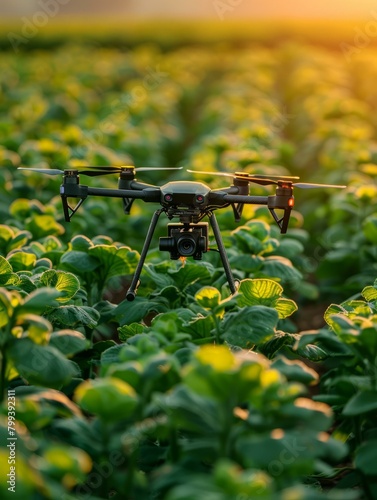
top-left (60, 183), bottom-right (161, 202)
top-left (209, 192), bottom-right (294, 233)
top-left (86, 186), bottom-right (161, 202)
top-left (208, 192), bottom-right (269, 207)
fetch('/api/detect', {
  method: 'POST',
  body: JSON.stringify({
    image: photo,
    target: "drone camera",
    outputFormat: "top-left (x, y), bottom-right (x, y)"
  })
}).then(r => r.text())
top-left (159, 223), bottom-right (208, 260)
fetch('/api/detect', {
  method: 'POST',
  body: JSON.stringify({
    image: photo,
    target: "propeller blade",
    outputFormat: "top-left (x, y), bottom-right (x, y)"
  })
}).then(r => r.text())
top-left (75, 166), bottom-right (183, 176)
top-left (236, 172), bottom-right (300, 180)
top-left (187, 169), bottom-right (300, 181)
top-left (247, 178), bottom-right (278, 186)
top-left (18, 167), bottom-right (64, 175)
top-left (187, 169), bottom-right (232, 177)
top-left (293, 183), bottom-right (347, 189)
top-left (19, 165), bottom-right (183, 177)
top-left (136, 167), bottom-right (183, 172)
top-left (72, 166), bottom-right (121, 170)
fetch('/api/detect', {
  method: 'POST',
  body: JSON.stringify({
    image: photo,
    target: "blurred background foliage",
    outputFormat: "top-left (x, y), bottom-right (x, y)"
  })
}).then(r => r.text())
top-left (2, 5), bottom-right (377, 498)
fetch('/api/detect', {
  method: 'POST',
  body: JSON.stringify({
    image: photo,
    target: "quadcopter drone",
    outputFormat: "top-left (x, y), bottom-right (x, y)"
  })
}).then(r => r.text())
top-left (19, 165), bottom-right (346, 300)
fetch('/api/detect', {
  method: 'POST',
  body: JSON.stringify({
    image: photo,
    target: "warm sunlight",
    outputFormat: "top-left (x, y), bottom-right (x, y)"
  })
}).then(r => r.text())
top-left (227, 0), bottom-right (377, 19)
top-left (2, 0), bottom-right (377, 19)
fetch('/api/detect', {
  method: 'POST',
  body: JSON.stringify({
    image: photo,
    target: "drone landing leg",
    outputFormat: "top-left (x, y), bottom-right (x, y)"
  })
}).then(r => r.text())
top-left (208, 212), bottom-right (239, 295)
top-left (126, 209), bottom-right (163, 301)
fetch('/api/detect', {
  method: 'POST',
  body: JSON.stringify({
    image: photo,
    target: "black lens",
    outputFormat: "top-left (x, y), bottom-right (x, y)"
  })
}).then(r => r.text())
top-left (159, 237), bottom-right (176, 251)
top-left (177, 236), bottom-right (196, 256)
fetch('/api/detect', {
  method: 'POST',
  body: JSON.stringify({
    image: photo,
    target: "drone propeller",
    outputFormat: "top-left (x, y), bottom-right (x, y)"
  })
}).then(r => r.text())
top-left (292, 182), bottom-right (346, 189)
top-left (18, 168), bottom-right (66, 176)
top-left (187, 169), bottom-right (300, 181)
top-left (241, 178), bottom-right (346, 189)
top-left (187, 169), bottom-right (346, 189)
top-left (18, 166), bottom-right (183, 177)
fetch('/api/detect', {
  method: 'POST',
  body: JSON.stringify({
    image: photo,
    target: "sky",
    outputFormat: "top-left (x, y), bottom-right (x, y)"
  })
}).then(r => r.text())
top-left (1, 0), bottom-right (377, 19)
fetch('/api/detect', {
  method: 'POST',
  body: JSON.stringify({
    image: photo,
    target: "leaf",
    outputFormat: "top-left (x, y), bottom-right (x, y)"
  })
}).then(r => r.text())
top-left (42, 235), bottom-right (63, 252)
top-left (343, 390), bottom-right (377, 416)
top-left (355, 440), bottom-right (377, 475)
top-left (341, 300), bottom-right (371, 316)
top-left (118, 323), bottom-right (145, 342)
top-left (362, 285), bottom-right (377, 302)
top-left (295, 343), bottom-right (329, 361)
top-left (15, 386), bottom-right (82, 420)
top-left (168, 261), bottom-right (213, 289)
top-left (294, 329), bottom-right (348, 359)
top-left (42, 445), bottom-right (91, 480)
top-left (100, 344), bottom-right (125, 366)
top-left (0, 255), bottom-right (20, 286)
top-left (152, 285), bottom-right (183, 308)
top-left (261, 256), bottom-right (302, 284)
top-left (275, 298), bottom-right (298, 319)
top-left (280, 398), bottom-right (333, 432)
top-left (238, 279), bottom-right (283, 306)
top-left (194, 287), bottom-right (221, 309)
top-left (19, 287), bottom-right (62, 313)
top-left (359, 326), bottom-right (377, 356)
top-left (35, 258), bottom-right (53, 270)
top-left (45, 305), bottom-right (100, 329)
top-left (332, 315), bottom-right (360, 334)
top-left (238, 279), bottom-right (283, 307)
top-left (17, 274), bottom-right (37, 294)
top-left (74, 377), bottom-right (138, 421)
top-left (0, 289), bottom-right (14, 328)
top-left (40, 270), bottom-right (80, 303)
top-left (271, 357), bottom-right (318, 385)
top-left (276, 238), bottom-right (304, 259)
top-left (88, 244), bottom-right (139, 280)
top-left (7, 252), bottom-right (36, 272)
top-left (9, 198), bottom-right (44, 219)
top-left (49, 417), bottom-right (101, 457)
top-left (15, 313), bottom-right (52, 345)
top-left (232, 226), bottom-right (264, 254)
top-left (105, 360), bottom-right (143, 388)
top-left (183, 314), bottom-right (215, 339)
top-left (115, 296), bottom-right (167, 325)
top-left (363, 214), bottom-right (377, 244)
top-left (8, 338), bottom-right (79, 388)
top-left (25, 214), bottom-right (64, 238)
top-left (60, 250), bottom-right (99, 274)
top-left (324, 303), bottom-right (347, 328)
top-left (236, 432), bottom-right (313, 469)
top-left (221, 306), bottom-right (278, 348)
top-left (70, 235), bottom-right (93, 251)
top-left (237, 279), bottom-right (298, 319)
top-left (49, 330), bottom-right (88, 356)
top-left (144, 262), bottom-right (174, 288)
top-left (259, 331), bottom-right (295, 357)
top-left (244, 220), bottom-right (271, 240)
top-left (195, 344), bottom-right (236, 371)
top-left (0, 225), bottom-right (14, 250)
top-left (229, 254), bottom-right (263, 273)
top-left (158, 385), bottom-right (221, 434)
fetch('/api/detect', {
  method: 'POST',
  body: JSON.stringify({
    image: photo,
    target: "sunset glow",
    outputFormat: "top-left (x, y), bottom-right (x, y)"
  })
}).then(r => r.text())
top-left (2, 0), bottom-right (377, 20)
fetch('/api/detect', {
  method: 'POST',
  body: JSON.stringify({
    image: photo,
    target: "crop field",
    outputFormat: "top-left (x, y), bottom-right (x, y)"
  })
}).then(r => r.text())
top-left (1, 22), bottom-right (377, 499)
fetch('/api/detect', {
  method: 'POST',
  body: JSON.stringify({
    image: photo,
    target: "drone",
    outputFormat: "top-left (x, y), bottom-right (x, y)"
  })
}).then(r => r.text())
top-left (19, 165), bottom-right (346, 301)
